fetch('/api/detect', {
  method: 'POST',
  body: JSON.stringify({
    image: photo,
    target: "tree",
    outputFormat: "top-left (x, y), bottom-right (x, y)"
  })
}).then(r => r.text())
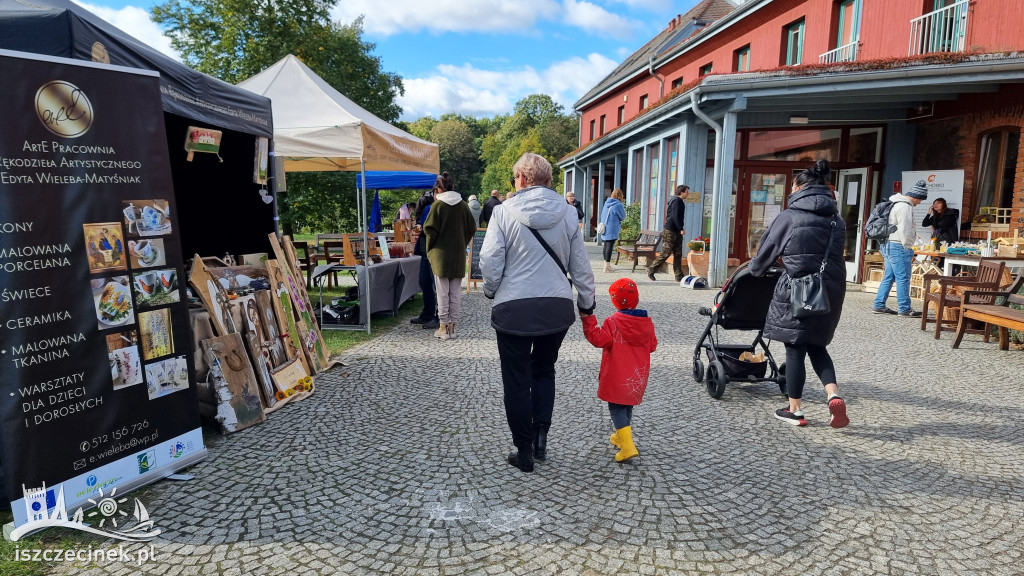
top-left (152, 0), bottom-right (402, 121)
top-left (430, 119), bottom-right (481, 195)
top-left (480, 95), bottom-right (578, 193)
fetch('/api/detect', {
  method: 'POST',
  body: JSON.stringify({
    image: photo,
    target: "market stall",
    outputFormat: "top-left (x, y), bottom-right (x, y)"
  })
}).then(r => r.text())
top-left (239, 54), bottom-right (440, 333)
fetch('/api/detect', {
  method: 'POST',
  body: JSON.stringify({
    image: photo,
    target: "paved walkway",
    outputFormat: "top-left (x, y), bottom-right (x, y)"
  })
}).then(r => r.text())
top-left (56, 246), bottom-right (1023, 575)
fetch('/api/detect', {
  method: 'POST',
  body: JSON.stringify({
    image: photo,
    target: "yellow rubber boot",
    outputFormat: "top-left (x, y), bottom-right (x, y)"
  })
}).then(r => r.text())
top-left (609, 431), bottom-right (621, 448)
top-left (614, 426), bottom-right (638, 462)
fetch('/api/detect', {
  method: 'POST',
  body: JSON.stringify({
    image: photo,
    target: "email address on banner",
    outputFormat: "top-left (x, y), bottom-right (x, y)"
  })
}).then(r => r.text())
top-left (86, 430), bottom-right (159, 464)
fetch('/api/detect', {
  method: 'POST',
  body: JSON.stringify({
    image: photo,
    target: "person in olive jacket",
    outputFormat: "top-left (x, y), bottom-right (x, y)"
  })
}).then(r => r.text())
top-left (424, 172), bottom-right (477, 341)
top-left (749, 160), bottom-right (849, 430)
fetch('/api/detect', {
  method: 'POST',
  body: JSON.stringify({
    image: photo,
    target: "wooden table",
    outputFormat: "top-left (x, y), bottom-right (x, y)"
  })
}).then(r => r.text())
top-left (936, 253), bottom-right (1024, 277)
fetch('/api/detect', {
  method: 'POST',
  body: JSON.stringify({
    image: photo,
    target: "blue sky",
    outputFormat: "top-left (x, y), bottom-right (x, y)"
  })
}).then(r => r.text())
top-left (74, 0), bottom-right (705, 120)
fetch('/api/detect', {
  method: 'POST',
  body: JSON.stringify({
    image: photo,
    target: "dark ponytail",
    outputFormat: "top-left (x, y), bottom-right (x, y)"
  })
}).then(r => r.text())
top-left (795, 159), bottom-right (830, 188)
top-left (435, 171), bottom-right (455, 192)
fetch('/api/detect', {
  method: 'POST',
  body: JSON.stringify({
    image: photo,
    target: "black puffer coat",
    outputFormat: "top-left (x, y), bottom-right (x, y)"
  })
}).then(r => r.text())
top-left (749, 184), bottom-right (846, 345)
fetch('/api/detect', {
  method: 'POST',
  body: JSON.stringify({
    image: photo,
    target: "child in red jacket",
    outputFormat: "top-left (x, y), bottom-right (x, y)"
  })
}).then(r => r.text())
top-left (581, 278), bottom-right (658, 462)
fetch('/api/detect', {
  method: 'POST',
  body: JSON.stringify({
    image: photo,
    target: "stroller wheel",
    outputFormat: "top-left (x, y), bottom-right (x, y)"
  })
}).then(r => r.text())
top-left (692, 358), bottom-right (705, 383)
top-left (706, 360), bottom-right (727, 399)
top-left (777, 362), bottom-right (787, 396)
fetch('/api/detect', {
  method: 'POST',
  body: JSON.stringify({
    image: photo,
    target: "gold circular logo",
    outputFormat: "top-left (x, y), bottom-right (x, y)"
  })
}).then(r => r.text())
top-left (35, 81), bottom-right (94, 138)
top-left (91, 42), bottom-right (110, 64)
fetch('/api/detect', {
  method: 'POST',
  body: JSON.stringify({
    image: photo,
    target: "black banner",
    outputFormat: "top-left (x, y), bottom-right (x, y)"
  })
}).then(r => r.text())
top-left (0, 52), bottom-right (203, 525)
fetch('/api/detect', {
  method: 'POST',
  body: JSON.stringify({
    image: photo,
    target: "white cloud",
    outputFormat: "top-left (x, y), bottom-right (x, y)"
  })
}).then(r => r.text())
top-left (74, 1), bottom-right (179, 60)
top-left (333, 0), bottom-right (640, 38)
top-left (562, 0), bottom-right (639, 39)
top-left (604, 0), bottom-right (673, 10)
top-left (397, 52), bottom-right (618, 120)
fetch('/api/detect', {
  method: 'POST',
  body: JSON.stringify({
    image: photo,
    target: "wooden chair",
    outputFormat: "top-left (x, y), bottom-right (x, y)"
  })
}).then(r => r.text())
top-left (291, 241), bottom-right (314, 288)
top-left (953, 270), bottom-right (1024, 350)
top-left (321, 241), bottom-right (346, 288)
top-left (921, 259), bottom-right (1005, 339)
top-left (615, 230), bottom-right (663, 272)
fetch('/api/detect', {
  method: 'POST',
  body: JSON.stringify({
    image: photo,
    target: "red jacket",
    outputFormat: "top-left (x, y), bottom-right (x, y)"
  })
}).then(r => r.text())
top-left (582, 311), bottom-right (658, 406)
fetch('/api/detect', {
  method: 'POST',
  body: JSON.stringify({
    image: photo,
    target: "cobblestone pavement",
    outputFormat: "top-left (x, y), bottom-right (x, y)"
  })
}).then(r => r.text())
top-left (55, 246), bottom-right (1024, 575)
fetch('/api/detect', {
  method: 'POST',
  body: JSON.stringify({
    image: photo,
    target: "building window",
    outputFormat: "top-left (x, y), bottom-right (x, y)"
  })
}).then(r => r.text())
top-left (975, 128), bottom-right (1020, 211)
top-left (599, 115), bottom-right (606, 135)
top-left (734, 45), bottom-right (751, 72)
top-left (589, 119), bottom-right (596, 141)
top-left (699, 63), bottom-right (713, 77)
top-left (671, 77), bottom-right (684, 89)
top-left (617, 105), bottom-right (625, 125)
top-left (837, 0), bottom-right (861, 48)
top-left (640, 94), bottom-right (649, 110)
top-left (783, 19), bottom-right (805, 65)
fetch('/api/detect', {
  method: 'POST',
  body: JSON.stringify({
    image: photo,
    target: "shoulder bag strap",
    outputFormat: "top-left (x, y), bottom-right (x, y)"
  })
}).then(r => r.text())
top-left (819, 217), bottom-right (837, 273)
top-left (526, 226), bottom-right (571, 282)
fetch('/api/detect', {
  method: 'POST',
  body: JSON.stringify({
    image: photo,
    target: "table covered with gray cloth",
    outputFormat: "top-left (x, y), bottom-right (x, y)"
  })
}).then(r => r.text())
top-left (311, 256), bottom-right (421, 325)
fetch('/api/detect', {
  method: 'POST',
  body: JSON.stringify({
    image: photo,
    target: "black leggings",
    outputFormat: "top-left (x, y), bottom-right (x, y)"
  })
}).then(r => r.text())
top-left (784, 343), bottom-right (837, 400)
top-left (603, 239), bottom-right (616, 263)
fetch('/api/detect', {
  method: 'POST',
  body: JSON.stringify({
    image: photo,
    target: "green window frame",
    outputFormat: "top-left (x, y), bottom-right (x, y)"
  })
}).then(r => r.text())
top-left (837, 0), bottom-right (861, 48)
top-left (785, 19), bottom-right (805, 65)
top-left (699, 63), bottom-right (713, 77)
top-left (734, 46), bottom-right (750, 72)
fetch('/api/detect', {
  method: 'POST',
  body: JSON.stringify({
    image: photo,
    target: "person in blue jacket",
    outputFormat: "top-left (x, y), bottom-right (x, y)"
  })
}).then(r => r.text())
top-left (598, 189), bottom-right (626, 273)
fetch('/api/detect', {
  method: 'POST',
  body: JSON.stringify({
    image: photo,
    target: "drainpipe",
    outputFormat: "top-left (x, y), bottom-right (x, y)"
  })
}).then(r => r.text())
top-left (689, 89), bottom-right (724, 287)
top-left (648, 56), bottom-right (664, 99)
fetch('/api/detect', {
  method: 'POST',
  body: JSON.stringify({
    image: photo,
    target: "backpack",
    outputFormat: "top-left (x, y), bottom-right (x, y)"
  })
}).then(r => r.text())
top-left (865, 200), bottom-right (897, 241)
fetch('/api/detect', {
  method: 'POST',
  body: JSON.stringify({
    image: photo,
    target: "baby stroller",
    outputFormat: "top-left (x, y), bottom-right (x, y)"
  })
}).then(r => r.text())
top-left (692, 262), bottom-right (786, 399)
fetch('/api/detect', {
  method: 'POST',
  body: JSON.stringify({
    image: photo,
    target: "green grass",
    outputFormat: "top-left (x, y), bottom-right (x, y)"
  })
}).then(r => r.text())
top-left (319, 289), bottom-right (423, 352)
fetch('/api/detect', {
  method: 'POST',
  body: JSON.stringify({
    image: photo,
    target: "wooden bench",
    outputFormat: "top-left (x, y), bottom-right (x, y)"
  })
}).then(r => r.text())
top-left (615, 230), bottom-right (662, 272)
top-left (952, 271), bottom-right (1024, 350)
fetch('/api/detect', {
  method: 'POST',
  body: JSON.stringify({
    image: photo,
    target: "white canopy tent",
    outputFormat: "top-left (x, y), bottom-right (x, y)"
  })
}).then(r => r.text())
top-left (239, 54), bottom-right (439, 333)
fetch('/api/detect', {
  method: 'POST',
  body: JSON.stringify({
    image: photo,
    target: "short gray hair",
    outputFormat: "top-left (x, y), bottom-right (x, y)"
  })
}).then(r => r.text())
top-left (513, 153), bottom-right (552, 187)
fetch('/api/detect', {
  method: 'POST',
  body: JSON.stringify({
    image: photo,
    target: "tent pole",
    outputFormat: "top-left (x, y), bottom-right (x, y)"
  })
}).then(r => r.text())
top-left (361, 159), bottom-right (371, 334)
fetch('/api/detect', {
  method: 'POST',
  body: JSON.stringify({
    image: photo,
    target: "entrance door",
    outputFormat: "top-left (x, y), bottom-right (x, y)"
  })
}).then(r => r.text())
top-left (837, 168), bottom-right (869, 281)
top-left (743, 172), bottom-right (788, 260)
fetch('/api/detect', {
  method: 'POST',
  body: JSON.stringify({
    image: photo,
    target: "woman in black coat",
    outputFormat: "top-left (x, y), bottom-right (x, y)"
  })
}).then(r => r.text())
top-left (749, 160), bottom-right (849, 429)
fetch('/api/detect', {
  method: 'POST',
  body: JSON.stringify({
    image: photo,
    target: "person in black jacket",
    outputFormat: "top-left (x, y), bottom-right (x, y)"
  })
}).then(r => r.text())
top-left (566, 192), bottom-right (584, 222)
top-left (922, 198), bottom-right (959, 245)
top-left (646, 184), bottom-right (688, 282)
top-left (480, 189), bottom-right (502, 226)
top-left (749, 160), bottom-right (849, 429)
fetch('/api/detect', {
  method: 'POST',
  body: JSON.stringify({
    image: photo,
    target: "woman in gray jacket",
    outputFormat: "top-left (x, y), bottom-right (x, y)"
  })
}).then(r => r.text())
top-left (480, 153), bottom-right (596, 473)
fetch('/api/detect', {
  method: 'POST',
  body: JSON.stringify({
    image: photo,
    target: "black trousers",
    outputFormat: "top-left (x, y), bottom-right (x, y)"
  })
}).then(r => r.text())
top-left (495, 329), bottom-right (569, 449)
top-left (603, 239), bottom-right (616, 263)
top-left (417, 254), bottom-right (437, 321)
top-left (784, 343), bottom-right (837, 400)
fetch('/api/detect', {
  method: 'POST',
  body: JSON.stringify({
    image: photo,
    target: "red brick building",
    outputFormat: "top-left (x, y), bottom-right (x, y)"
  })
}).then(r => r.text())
top-left (560, 0), bottom-right (1024, 285)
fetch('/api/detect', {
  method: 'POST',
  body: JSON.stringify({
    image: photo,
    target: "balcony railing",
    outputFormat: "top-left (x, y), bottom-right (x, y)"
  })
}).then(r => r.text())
top-left (909, 0), bottom-right (969, 56)
top-left (819, 40), bottom-right (859, 64)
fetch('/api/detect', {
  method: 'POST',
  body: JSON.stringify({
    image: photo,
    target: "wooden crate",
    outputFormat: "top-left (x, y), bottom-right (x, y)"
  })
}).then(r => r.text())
top-left (972, 207), bottom-right (1011, 232)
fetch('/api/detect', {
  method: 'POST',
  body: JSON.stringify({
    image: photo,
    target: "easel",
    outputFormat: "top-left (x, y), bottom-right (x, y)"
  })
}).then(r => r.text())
top-left (465, 228), bottom-right (486, 293)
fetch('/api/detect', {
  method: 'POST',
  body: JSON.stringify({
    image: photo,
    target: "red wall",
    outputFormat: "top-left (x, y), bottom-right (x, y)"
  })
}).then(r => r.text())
top-left (578, 0), bottom-right (1024, 146)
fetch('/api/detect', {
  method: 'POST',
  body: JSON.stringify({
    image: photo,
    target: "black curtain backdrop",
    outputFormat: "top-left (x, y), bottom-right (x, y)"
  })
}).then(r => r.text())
top-left (163, 113), bottom-right (276, 260)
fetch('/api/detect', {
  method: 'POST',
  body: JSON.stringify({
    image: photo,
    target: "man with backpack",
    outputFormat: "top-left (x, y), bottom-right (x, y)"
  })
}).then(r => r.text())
top-left (871, 180), bottom-right (928, 317)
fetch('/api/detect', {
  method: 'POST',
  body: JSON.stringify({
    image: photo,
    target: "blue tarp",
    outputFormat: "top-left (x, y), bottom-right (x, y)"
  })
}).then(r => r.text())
top-left (356, 171), bottom-right (437, 190)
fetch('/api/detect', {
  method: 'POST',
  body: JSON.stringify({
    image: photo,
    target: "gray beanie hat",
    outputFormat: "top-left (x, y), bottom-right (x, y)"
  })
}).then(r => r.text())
top-left (905, 180), bottom-right (928, 200)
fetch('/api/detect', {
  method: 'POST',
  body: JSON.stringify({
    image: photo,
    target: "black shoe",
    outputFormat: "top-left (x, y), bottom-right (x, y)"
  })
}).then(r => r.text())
top-left (899, 309), bottom-right (922, 318)
top-left (507, 450), bottom-right (534, 472)
top-left (421, 318), bottom-right (440, 329)
top-left (409, 315), bottom-right (429, 325)
top-left (533, 425), bottom-right (548, 461)
top-left (872, 306), bottom-right (897, 315)
top-left (646, 269), bottom-right (656, 281)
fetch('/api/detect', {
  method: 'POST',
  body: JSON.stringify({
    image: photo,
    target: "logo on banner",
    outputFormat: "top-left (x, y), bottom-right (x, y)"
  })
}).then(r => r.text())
top-left (137, 450), bottom-right (156, 474)
top-left (86, 475), bottom-right (97, 487)
top-left (169, 442), bottom-right (185, 459)
top-left (9, 483), bottom-right (162, 542)
top-left (35, 81), bottom-right (94, 138)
